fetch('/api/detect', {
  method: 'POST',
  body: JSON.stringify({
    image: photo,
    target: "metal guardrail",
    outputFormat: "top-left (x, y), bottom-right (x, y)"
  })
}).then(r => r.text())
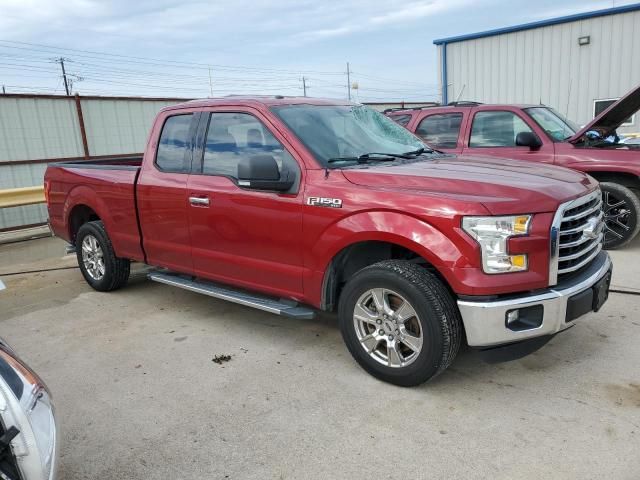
top-left (0, 186), bottom-right (45, 208)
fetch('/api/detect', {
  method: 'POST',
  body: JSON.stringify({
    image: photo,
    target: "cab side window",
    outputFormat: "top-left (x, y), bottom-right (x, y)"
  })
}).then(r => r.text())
top-left (155, 114), bottom-right (193, 173)
top-left (389, 114), bottom-right (412, 127)
top-left (202, 113), bottom-right (298, 179)
top-left (415, 113), bottom-right (462, 149)
top-left (469, 111), bottom-right (534, 147)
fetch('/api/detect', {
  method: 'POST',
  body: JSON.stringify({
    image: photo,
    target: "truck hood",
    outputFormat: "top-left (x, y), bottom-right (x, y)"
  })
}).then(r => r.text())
top-left (341, 155), bottom-right (597, 215)
top-left (568, 83), bottom-right (640, 143)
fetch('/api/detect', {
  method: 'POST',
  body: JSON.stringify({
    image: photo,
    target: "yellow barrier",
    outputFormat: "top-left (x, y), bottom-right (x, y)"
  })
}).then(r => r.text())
top-left (0, 186), bottom-right (46, 208)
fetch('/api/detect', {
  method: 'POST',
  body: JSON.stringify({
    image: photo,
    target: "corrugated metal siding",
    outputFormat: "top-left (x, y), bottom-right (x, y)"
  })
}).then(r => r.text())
top-left (81, 99), bottom-right (179, 156)
top-left (0, 163), bottom-right (47, 190)
top-left (0, 97), bottom-right (84, 162)
top-left (0, 204), bottom-right (48, 231)
top-left (443, 9), bottom-right (640, 131)
top-left (0, 96), bottom-right (183, 230)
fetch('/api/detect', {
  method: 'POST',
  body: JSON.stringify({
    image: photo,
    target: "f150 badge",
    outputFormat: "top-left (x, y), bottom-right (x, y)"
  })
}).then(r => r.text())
top-left (307, 197), bottom-right (343, 208)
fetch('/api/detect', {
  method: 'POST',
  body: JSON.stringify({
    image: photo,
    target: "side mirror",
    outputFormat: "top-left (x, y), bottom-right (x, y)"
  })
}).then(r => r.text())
top-left (515, 131), bottom-right (542, 150)
top-left (237, 155), bottom-right (294, 192)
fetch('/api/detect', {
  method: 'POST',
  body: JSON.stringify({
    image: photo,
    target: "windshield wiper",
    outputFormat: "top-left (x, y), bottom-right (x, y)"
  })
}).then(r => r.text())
top-left (327, 152), bottom-right (414, 165)
top-left (402, 147), bottom-right (433, 156)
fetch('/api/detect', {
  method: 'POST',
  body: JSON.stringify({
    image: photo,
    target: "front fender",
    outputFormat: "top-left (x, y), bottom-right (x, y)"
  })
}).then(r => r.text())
top-left (311, 210), bottom-right (467, 272)
top-left (303, 211), bottom-right (472, 308)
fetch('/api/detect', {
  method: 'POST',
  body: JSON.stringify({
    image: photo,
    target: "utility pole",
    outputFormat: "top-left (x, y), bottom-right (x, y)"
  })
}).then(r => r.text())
top-left (208, 67), bottom-right (214, 97)
top-left (346, 62), bottom-right (351, 101)
top-left (57, 57), bottom-right (70, 96)
top-left (302, 76), bottom-right (307, 97)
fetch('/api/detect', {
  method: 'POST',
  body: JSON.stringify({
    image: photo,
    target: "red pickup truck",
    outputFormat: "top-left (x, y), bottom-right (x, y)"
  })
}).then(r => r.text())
top-left (386, 85), bottom-right (640, 249)
top-left (45, 97), bottom-right (612, 386)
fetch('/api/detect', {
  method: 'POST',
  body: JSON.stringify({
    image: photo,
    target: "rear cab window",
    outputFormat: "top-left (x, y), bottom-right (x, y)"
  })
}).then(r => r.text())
top-left (415, 113), bottom-right (463, 149)
top-left (388, 114), bottom-right (412, 127)
top-left (155, 114), bottom-right (194, 173)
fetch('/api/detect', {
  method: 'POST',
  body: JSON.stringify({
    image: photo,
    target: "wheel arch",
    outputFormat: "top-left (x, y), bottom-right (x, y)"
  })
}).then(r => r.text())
top-left (583, 170), bottom-right (640, 191)
top-left (315, 212), bottom-right (465, 311)
top-left (63, 185), bottom-right (112, 244)
top-left (68, 204), bottom-right (101, 243)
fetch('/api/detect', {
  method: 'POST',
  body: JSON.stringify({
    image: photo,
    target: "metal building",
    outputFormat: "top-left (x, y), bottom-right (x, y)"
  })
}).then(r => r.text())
top-left (0, 95), bottom-right (186, 230)
top-left (434, 3), bottom-right (640, 132)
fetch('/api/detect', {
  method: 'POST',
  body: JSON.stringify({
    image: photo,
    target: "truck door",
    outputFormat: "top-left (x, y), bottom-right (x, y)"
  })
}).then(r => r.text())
top-left (136, 111), bottom-right (199, 274)
top-left (462, 109), bottom-right (555, 162)
top-left (186, 109), bottom-right (304, 298)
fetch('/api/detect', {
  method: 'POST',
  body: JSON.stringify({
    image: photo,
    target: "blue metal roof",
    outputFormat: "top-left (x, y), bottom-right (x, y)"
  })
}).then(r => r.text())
top-left (433, 2), bottom-right (640, 45)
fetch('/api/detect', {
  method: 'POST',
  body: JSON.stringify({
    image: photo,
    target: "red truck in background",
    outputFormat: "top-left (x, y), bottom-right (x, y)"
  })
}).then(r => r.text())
top-left (386, 84), bottom-right (640, 249)
top-left (45, 97), bottom-right (612, 386)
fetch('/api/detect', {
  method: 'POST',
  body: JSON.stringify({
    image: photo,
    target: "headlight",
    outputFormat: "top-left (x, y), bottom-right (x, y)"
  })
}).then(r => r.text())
top-left (0, 340), bottom-right (58, 480)
top-left (462, 215), bottom-right (532, 274)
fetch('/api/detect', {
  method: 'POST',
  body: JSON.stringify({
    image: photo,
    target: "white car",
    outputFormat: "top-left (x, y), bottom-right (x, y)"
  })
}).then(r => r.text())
top-left (0, 338), bottom-right (58, 480)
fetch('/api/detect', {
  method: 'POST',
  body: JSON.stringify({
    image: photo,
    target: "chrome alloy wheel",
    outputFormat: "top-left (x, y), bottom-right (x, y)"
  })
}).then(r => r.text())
top-left (603, 190), bottom-right (632, 243)
top-left (353, 288), bottom-right (423, 368)
top-left (81, 234), bottom-right (105, 280)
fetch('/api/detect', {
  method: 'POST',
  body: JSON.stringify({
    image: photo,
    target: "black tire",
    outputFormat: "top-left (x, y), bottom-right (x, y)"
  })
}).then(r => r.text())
top-left (76, 220), bottom-right (130, 291)
top-left (338, 260), bottom-right (462, 387)
top-left (601, 182), bottom-right (640, 249)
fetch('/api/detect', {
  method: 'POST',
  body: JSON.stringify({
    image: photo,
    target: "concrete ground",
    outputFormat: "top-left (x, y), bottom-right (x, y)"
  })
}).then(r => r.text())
top-left (0, 235), bottom-right (639, 480)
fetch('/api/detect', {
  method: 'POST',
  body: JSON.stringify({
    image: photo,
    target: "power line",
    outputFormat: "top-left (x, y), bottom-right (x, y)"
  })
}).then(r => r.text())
top-left (0, 40), bottom-right (437, 101)
top-left (0, 39), bottom-right (344, 76)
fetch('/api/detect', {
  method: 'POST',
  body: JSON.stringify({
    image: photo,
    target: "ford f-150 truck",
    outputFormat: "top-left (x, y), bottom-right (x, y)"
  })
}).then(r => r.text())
top-left (45, 97), bottom-right (612, 386)
top-left (386, 84), bottom-right (640, 249)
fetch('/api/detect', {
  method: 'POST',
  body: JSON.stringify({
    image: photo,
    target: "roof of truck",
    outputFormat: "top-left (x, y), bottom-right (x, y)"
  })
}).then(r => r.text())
top-left (163, 96), bottom-right (353, 112)
top-left (385, 103), bottom-right (543, 115)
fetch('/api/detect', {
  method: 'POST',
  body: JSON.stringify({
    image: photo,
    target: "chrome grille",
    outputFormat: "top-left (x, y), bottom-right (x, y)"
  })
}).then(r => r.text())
top-left (549, 189), bottom-right (604, 284)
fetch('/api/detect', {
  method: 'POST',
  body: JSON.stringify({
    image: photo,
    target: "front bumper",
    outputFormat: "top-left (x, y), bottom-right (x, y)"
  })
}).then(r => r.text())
top-left (458, 251), bottom-right (612, 347)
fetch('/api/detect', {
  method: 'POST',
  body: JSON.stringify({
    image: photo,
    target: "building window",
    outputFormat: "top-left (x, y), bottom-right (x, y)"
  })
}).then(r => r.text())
top-left (593, 99), bottom-right (635, 126)
top-left (415, 113), bottom-right (462, 149)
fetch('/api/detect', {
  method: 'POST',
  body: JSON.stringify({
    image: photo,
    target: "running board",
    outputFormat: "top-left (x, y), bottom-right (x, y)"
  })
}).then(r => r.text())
top-left (147, 272), bottom-right (316, 320)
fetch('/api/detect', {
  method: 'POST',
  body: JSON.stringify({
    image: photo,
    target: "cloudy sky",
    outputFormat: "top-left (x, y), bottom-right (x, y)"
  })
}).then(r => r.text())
top-left (0, 0), bottom-right (634, 101)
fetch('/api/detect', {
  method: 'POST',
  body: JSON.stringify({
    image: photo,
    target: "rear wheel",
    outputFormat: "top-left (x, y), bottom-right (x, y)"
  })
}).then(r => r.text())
top-left (338, 260), bottom-right (462, 387)
top-left (76, 220), bottom-right (130, 291)
top-left (600, 182), bottom-right (640, 249)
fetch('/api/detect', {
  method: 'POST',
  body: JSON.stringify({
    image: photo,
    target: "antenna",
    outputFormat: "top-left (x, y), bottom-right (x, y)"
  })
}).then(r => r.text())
top-left (346, 62), bottom-right (351, 101)
top-left (562, 79), bottom-right (572, 139)
top-left (455, 84), bottom-right (466, 103)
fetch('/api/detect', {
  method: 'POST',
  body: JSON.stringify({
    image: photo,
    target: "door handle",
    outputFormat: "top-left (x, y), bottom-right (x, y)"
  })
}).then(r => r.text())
top-left (189, 196), bottom-right (210, 207)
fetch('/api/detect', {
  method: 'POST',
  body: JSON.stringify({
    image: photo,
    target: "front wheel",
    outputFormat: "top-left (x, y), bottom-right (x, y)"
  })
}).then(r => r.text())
top-left (338, 260), bottom-right (462, 387)
top-left (601, 182), bottom-right (640, 249)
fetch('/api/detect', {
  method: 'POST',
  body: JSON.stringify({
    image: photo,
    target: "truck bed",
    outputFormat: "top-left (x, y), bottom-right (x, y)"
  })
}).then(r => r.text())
top-left (45, 156), bottom-right (145, 262)
top-left (52, 155), bottom-right (143, 170)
